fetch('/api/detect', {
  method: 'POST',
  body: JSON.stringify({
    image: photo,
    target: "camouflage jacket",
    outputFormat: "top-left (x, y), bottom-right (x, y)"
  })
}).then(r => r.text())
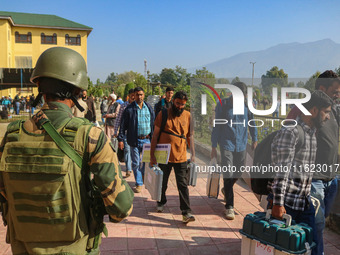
top-left (0, 102), bottom-right (134, 255)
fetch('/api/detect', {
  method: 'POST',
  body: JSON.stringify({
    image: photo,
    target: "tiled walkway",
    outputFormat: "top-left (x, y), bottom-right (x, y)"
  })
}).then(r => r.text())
top-left (1, 169), bottom-right (340, 254)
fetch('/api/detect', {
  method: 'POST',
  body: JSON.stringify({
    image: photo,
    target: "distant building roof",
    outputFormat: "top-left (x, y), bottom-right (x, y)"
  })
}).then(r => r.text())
top-left (0, 11), bottom-right (92, 33)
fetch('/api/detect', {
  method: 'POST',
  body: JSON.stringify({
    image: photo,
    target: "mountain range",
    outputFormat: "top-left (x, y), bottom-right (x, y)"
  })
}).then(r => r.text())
top-left (193, 39), bottom-right (340, 81)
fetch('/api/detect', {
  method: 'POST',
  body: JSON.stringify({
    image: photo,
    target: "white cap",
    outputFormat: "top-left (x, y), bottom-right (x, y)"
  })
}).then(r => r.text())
top-left (110, 94), bottom-right (117, 100)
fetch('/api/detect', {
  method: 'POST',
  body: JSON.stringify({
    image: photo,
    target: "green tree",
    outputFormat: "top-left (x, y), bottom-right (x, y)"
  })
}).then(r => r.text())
top-left (254, 88), bottom-right (261, 102)
top-left (297, 81), bottom-right (305, 87)
top-left (96, 78), bottom-right (102, 86)
top-left (231, 76), bottom-right (241, 84)
top-left (123, 82), bottom-right (135, 101)
top-left (261, 66), bottom-right (288, 93)
top-left (88, 84), bottom-right (103, 97)
top-left (191, 68), bottom-right (216, 138)
top-left (216, 78), bottom-right (230, 84)
top-left (304, 71), bottom-right (320, 92)
top-left (149, 73), bottom-right (160, 83)
top-left (87, 77), bottom-right (94, 91)
top-left (192, 67), bottom-right (215, 79)
top-left (157, 66), bottom-right (191, 97)
top-left (115, 84), bottom-right (125, 99)
top-left (288, 82), bottom-right (295, 87)
top-left (117, 71), bottom-right (138, 85)
top-left (335, 66), bottom-right (340, 76)
top-left (105, 72), bottom-right (117, 84)
top-left (134, 74), bottom-right (148, 94)
top-left (269, 83), bottom-right (280, 99)
top-left (174, 66), bottom-right (191, 85)
top-left (215, 78), bottom-right (230, 98)
top-left (160, 68), bottom-right (177, 86)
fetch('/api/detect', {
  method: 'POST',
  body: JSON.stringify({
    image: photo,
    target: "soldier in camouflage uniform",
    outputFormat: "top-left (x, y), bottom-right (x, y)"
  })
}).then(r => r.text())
top-left (0, 47), bottom-right (134, 255)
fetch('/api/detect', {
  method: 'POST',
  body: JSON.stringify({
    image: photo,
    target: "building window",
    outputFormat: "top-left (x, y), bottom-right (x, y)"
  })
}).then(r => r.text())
top-left (41, 33), bottom-right (57, 44)
top-left (65, 34), bottom-right (81, 46)
top-left (15, 31), bottom-right (32, 43)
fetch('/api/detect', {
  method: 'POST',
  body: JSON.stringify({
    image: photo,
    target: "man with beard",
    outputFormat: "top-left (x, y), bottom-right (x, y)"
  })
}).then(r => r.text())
top-left (72, 91), bottom-right (88, 118)
top-left (82, 90), bottom-right (97, 123)
top-left (150, 91), bottom-right (196, 223)
top-left (286, 70), bottom-right (340, 255)
top-left (271, 90), bottom-right (333, 255)
top-left (104, 94), bottom-right (120, 141)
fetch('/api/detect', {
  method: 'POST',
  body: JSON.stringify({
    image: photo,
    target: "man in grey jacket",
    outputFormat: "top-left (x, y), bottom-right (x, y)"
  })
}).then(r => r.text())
top-left (104, 94), bottom-right (120, 141)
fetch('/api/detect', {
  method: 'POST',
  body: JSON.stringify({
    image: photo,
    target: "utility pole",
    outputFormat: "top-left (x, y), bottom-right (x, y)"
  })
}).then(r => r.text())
top-left (144, 59), bottom-right (147, 78)
top-left (250, 62), bottom-right (256, 87)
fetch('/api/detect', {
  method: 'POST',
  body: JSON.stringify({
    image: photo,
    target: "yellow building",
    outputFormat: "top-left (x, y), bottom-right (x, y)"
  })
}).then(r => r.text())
top-left (0, 11), bottom-right (92, 97)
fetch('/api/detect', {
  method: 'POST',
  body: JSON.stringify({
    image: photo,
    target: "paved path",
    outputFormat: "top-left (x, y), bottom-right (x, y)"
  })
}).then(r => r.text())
top-left (0, 123), bottom-right (9, 141)
top-left (1, 165), bottom-right (340, 254)
top-left (0, 116), bottom-right (340, 254)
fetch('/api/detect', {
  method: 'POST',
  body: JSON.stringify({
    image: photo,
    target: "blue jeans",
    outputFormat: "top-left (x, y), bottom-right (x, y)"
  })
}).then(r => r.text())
top-left (123, 138), bottom-right (132, 172)
top-left (285, 199), bottom-right (317, 255)
top-left (311, 178), bottom-right (338, 255)
top-left (31, 107), bottom-right (35, 115)
top-left (15, 102), bottom-right (20, 115)
top-left (130, 138), bottom-right (150, 186)
top-left (101, 112), bottom-right (107, 124)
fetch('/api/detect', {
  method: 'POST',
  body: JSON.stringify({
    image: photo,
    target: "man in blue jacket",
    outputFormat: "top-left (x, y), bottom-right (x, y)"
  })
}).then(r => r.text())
top-left (211, 82), bottom-right (257, 220)
top-left (118, 87), bottom-right (155, 192)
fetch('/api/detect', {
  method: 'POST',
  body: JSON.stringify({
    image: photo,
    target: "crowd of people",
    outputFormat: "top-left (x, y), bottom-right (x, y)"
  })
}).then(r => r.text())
top-left (76, 85), bottom-right (196, 223)
top-left (0, 93), bottom-right (36, 116)
top-left (70, 70), bottom-right (340, 255)
top-left (0, 46), bottom-right (339, 255)
top-left (211, 72), bottom-right (340, 255)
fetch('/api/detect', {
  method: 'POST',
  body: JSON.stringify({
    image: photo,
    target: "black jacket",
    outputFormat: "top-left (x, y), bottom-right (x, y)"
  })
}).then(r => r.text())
top-left (118, 101), bottom-right (155, 147)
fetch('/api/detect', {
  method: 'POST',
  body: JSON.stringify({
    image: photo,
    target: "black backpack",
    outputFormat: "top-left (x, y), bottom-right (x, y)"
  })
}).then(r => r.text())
top-left (251, 124), bottom-right (305, 195)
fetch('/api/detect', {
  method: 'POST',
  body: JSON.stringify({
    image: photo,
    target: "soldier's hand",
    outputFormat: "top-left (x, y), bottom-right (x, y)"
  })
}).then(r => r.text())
top-left (211, 147), bottom-right (217, 159)
top-left (119, 141), bottom-right (124, 150)
top-left (272, 205), bottom-right (286, 219)
top-left (150, 154), bottom-right (157, 166)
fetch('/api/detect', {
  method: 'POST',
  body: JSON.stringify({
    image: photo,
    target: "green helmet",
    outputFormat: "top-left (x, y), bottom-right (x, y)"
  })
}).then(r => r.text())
top-left (30, 47), bottom-right (88, 90)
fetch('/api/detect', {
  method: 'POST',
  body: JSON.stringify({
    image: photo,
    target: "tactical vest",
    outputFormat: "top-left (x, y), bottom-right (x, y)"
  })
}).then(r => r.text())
top-left (0, 117), bottom-right (93, 249)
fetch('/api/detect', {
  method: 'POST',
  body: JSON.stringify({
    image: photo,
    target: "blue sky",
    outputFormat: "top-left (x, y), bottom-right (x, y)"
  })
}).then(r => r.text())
top-left (3, 0), bottom-right (340, 81)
